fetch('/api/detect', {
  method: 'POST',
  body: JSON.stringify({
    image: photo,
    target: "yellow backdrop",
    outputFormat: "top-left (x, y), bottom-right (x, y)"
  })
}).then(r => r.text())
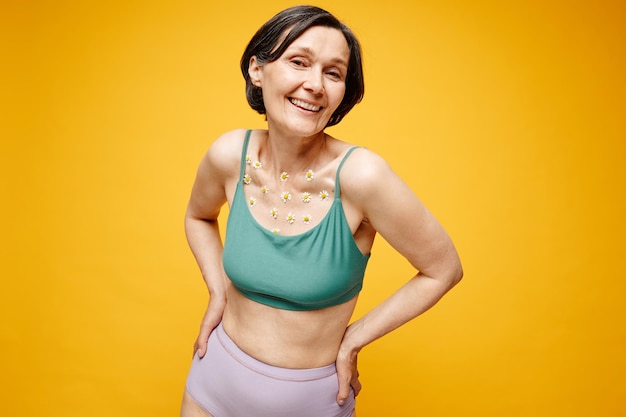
top-left (2, 0), bottom-right (625, 416)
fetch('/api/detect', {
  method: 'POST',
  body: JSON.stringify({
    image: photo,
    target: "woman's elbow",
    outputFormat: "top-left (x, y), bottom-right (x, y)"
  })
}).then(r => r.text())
top-left (448, 260), bottom-right (463, 287)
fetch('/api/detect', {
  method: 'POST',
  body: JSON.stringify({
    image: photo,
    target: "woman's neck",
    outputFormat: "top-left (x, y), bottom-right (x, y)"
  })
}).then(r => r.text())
top-left (260, 129), bottom-right (328, 176)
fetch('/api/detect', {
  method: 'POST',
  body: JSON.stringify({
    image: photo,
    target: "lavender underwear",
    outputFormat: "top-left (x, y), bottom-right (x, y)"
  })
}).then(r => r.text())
top-left (185, 322), bottom-right (355, 417)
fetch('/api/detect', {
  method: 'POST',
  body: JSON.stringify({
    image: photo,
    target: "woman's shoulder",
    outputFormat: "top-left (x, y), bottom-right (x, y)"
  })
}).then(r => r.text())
top-left (207, 128), bottom-right (248, 155)
top-left (203, 128), bottom-right (253, 173)
top-left (327, 135), bottom-right (386, 169)
top-left (337, 144), bottom-right (395, 198)
top-left (339, 144), bottom-right (390, 177)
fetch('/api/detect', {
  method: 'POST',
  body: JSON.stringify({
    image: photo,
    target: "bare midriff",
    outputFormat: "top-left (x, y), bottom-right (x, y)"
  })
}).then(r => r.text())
top-left (221, 285), bottom-right (358, 369)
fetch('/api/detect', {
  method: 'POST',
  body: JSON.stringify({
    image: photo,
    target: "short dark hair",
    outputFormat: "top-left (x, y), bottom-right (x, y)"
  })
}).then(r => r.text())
top-left (240, 5), bottom-right (364, 127)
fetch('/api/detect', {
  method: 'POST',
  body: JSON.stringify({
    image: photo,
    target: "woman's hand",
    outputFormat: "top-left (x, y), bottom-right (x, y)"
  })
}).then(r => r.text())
top-left (193, 296), bottom-right (227, 358)
top-left (335, 342), bottom-right (361, 406)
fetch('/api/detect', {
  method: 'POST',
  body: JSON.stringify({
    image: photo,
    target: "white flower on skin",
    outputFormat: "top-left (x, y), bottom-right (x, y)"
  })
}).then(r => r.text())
top-left (253, 161), bottom-right (263, 169)
top-left (248, 197), bottom-right (257, 207)
top-left (280, 191), bottom-right (291, 203)
top-left (245, 155), bottom-right (252, 165)
top-left (280, 171), bottom-right (289, 182)
top-left (270, 208), bottom-right (278, 219)
top-left (301, 192), bottom-right (312, 203)
top-left (261, 185), bottom-right (270, 194)
top-left (303, 214), bottom-right (312, 224)
top-left (286, 213), bottom-right (296, 224)
top-left (271, 228), bottom-right (280, 234)
top-left (319, 190), bottom-right (330, 201)
top-left (305, 169), bottom-right (315, 182)
top-left (243, 174), bottom-right (251, 185)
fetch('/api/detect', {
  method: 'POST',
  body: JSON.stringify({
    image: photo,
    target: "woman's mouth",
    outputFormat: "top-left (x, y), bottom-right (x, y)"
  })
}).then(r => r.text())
top-left (289, 98), bottom-right (322, 112)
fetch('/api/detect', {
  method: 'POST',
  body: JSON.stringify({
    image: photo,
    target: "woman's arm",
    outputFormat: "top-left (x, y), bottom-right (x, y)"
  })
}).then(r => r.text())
top-left (336, 149), bottom-right (463, 404)
top-left (184, 130), bottom-right (242, 357)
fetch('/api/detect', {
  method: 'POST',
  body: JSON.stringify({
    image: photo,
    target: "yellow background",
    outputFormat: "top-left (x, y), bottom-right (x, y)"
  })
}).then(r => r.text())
top-left (2, 0), bottom-right (625, 416)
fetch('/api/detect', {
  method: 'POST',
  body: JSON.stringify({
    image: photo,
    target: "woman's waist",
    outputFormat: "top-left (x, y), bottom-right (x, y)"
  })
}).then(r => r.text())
top-left (221, 291), bottom-right (356, 368)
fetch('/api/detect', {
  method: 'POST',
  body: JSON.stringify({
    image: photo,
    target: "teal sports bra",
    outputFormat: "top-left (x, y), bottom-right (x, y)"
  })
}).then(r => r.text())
top-left (222, 130), bottom-right (371, 311)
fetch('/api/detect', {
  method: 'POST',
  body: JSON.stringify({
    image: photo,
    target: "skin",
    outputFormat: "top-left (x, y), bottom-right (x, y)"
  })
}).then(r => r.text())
top-left (180, 26), bottom-right (463, 417)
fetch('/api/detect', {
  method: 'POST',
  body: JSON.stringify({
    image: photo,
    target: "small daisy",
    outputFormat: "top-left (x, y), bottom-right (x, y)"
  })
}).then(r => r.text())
top-left (271, 228), bottom-right (280, 234)
top-left (243, 174), bottom-right (251, 185)
top-left (286, 213), bottom-right (296, 224)
top-left (253, 161), bottom-right (263, 169)
top-left (280, 171), bottom-right (289, 182)
top-left (319, 190), bottom-right (330, 201)
top-left (270, 207), bottom-right (278, 219)
top-left (305, 169), bottom-right (315, 182)
top-left (303, 214), bottom-right (312, 224)
top-left (248, 197), bottom-right (257, 207)
top-left (245, 155), bottom-right (252, 165)
top-left (280, 191), bottom-right (291, 203)
top-left (301, 192), bottom-right (312, 203)
top-left (261, 185), bottom-right (270, 194)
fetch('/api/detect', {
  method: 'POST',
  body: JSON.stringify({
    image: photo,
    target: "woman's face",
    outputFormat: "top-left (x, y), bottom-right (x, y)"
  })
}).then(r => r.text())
top-left (249, 26), bottom-right (350, 137)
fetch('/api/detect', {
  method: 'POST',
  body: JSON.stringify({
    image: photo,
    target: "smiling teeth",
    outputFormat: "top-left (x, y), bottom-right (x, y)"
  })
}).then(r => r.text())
top-left (290, 98), bottom-right (321, 112)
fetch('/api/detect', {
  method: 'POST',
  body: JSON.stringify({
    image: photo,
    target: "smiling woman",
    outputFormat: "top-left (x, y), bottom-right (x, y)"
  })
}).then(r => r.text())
top-left (240, 7), bottom-right (364, 127)
top-left (179, 5), bottom-right (462, 417)
top-left (4, 0), bottom-right (624, 415)
top-left (247, 26), bottom-right (350, 137)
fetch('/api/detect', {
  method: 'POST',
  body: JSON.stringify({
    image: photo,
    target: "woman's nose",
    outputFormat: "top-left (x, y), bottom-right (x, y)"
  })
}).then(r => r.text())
top-left (303, 69), bottom-right (324, 94)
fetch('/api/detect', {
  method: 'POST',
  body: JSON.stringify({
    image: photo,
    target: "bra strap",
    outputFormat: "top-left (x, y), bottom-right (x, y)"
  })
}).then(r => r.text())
top-left (239, 130), bottom-right (252, 181)
top-left (335, 146), bottom-right (360, 199)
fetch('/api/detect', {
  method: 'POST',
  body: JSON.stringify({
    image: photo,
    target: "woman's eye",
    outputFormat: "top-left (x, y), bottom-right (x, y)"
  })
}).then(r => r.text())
top-left (327, 71), bottom-right (342, 80)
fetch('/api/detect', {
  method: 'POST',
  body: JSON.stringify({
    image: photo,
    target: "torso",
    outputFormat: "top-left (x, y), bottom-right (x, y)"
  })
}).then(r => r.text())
top-left (222, 288), bottom-right (358, 368)
top-left (221, 129), bottom-right (376, 368)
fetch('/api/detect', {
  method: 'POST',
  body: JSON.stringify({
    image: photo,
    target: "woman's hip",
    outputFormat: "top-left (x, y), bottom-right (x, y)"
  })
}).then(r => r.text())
top-left (185, 322), bottom-right (355, 417)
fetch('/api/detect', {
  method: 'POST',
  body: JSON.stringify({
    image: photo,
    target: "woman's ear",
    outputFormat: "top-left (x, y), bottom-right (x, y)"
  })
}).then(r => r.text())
top-left (248, 56), bottom-right (263, 87)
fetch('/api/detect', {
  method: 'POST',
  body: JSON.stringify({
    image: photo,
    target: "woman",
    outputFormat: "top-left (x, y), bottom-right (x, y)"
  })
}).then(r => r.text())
top-left (181, 6), bottom-right (462, 417)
